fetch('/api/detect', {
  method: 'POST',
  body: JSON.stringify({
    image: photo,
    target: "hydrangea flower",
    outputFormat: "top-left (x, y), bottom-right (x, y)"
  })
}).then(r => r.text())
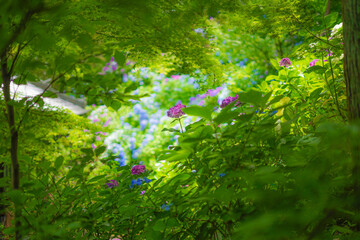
top-left (131, 165), bottom-right (146, 175)
top-left (220, 95), bottom-right (241, 108)
top-left (309, 59), bottom-right (319, 67)
top-left (161, 203), bottom-right (173, 211)
top-left (130, 177), bottom-right (152, 189)
top-left (130, 178), bottom-right (143, 189)
top-left (143, 176), bottom-right (152, 183)
top-left (279, 58), bottom-right (292, 67)
top-left (105, 180), bottom-right (119, 188)
top-left (167, 103), bottom-right (186, 118)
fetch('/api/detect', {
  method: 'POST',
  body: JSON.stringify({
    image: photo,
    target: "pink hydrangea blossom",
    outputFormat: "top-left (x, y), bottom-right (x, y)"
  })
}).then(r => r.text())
top-left (131, 165), bottom-right (146, 175)
top-left (309, 59), bottom-right (319, 67)
top-left (220, 95), bottom-right (241, 108)
top-left (279, 58), bottom-right (292, 67)
top-left (167, 103), bottom-right (186, 118)
top-left (103, 117), bottom-right (111, 127)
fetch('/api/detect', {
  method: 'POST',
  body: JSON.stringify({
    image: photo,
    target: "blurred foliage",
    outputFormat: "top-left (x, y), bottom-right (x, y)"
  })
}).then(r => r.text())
top-left (1, 0), bottom-right (359, 239)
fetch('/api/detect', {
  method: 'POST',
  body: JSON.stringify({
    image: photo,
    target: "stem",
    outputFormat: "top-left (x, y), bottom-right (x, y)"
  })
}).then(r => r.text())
top-left (178, 118), bottom-right (184, 133)
top-left (321, 53), bottom-right (344, 121)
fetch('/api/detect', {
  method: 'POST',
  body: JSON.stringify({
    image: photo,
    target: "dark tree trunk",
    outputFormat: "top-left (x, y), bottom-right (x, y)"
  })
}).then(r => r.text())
top-left (342, 0), bottom-right (360, 120)
top-left (1, 54), bottom-right (21, 240)
top-left (342, 0), bottom-right (360, 218)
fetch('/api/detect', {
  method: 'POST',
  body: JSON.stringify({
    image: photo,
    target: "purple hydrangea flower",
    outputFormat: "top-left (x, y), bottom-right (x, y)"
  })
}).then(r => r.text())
top-left (167, 103), bottom-right (186, 118)
top-left (220, 95), bottom-right (241, 108)
top-left (199, 93), bottom-right (208, 99)
top-left (131, 165), bottom-right (146, 175)
top-left (309, 59), bottom-right (319, 67)
top-left (103, 117), bottom-right (111, 127)
top-left (189, 97), bottom-right (196, 102)
top-left (279, 58), bottom-right (292, 67)
top-left (105, 180), bottom-right (119, 188)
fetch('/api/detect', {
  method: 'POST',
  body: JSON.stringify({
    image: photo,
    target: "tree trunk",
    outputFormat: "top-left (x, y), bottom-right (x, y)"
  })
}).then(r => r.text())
top-left (342, 0), bottom-right (360, 120)
top-left (342, 0), bottom-right (360, 219)
top-left (1, 54), bottom-right (21, 240)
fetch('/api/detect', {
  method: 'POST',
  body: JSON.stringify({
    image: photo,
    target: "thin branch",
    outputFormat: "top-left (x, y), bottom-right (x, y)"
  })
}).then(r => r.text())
top-left (291, 14), bottom-right (342, 50)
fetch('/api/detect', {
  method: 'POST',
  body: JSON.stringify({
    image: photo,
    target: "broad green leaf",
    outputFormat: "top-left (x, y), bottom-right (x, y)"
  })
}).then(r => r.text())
top-left (310, 87), bottom-right (323, 101)
top-left (159, 150), bottom-right (191, 162)
top-left (237, 89), bottom-right (263, 106)
top-left (182, 106), bottom-right (213, 120)
top-left (55, 156), bottom-right (64, 170)
top-left (214, 108), bottom-right (241, 125)
top-left (115, 51), bottom-right (127, 66)
top-left (153, 219), bottom-right (167, 231)
top-left (304, 65), bottom-right (326, 74)
top-left (88, 174), bottom-right (107, 183)
top-left (95, 145), bottom-right (107, 156)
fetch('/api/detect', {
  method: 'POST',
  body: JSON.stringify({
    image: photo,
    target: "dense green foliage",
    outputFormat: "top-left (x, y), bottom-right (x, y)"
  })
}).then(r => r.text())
top-left (1, 0), bottom-right (360, 239)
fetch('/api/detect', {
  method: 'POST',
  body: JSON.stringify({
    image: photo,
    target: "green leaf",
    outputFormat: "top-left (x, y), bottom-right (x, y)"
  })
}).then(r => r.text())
top-left (88, 174), bottom-right (107, 183)
top-left (115, 51), bottom-right (127, 66)
top-left (124, 82), bottom-right (139, 93)
top-left (95, 145), bottom-right (107, 156)
top-left (270, 59), bottom-right (280, 70)
top-left (55, 156), bottom-right (64, 170)
top-left (153, 219), bottom-right (166, 231)
top-left (8, 190), bottom-right (25, 205)
top-left (214, 108), bottom-right (241, 125)
top-left (169, 173), bottom-right (191, 185)
top-left (81, 148), bottom-right (94, 156)
top-left (182, 106), bottom-right (213, 120)
top-left (310, 87), bottom-right (323, 101)
top-left (43, 91), bottom-right (58, 98)
top-left (304, 65), bottom-right (326, 74)
top-left (265, 75), bottom-right (279, 82)
top-left (237, 89), bottom-right (263, 106)
top-left (324, 12), bottom-right (339, 28)
top-left (162, 128), bottom-right (180, 133)
top-left (103, 98), bottom-right (122, 111)
top-left (267, 95), bottom-right (284, 106)
top-left (167, 218), bottom-right (181, 228)
top-left (159, 150), bottom-right (191, 162)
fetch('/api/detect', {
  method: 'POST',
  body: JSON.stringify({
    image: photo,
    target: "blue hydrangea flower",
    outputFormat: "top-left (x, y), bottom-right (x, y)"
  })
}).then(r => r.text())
top-left (130, 177), bottom-right (152, 189)
top-left (144, 177), bottom-right (152, 183)
top-left (130, 178), bottom-right (143, 189)
top-left (161, 203), bottom-right (173, 211)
